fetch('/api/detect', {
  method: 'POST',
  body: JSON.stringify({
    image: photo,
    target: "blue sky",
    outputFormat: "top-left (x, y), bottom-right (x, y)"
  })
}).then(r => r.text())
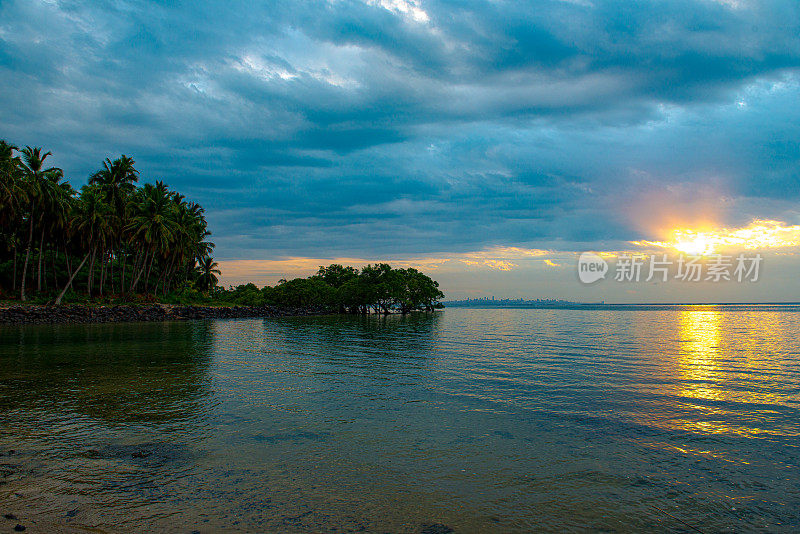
top-left (2, 0), bottom-right (800, 301)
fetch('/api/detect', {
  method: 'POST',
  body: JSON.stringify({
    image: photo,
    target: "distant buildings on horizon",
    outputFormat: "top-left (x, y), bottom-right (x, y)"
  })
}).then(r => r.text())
top-left (443, 297), bottom-right (598, 307)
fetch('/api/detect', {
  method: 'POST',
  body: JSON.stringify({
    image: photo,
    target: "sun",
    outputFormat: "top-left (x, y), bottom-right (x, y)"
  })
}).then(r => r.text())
top-left (672, 231), bottom-right (718, 256)
top-left (635, 220), bottom-right (800, 256)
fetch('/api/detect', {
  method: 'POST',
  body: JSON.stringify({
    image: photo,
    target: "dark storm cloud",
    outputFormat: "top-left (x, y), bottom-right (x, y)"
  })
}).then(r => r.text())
top-left (1, 0), bottom-right (799, 259)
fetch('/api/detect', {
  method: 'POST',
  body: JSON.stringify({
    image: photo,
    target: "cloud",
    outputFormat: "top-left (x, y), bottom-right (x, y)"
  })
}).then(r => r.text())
top-left (633, 219), bottom-right (800, 255)
top-left (367, 0), bottom-right (431, 23)
top-left (1, 0), bottom-right (799, 269)
top-left (217, 244), bottom-right (558, 284)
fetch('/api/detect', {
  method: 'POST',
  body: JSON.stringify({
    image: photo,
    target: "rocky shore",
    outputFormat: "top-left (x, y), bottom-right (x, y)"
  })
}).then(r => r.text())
top-left (0, 304), bottom-right (326, 325)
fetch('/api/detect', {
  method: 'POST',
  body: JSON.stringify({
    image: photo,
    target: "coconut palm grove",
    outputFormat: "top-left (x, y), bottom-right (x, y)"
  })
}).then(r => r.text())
top-left (0, 141), bottom-right (443, 312)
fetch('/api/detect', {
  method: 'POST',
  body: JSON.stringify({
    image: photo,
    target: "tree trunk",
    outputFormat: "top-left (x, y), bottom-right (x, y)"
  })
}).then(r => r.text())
top-left (129, 251), bottom-right (147, 293)
top-left (144, 253), bottom-right (156, 293)
top-left (12, 247), bottom-right (17, 291)
top-left (87, 247), bottom-right (97, 295)
top-left (52, 248), bottom-right (58, 288)
top-left (155, 267), bottom-right (165, 295)
top-left (37, 226), bottom-right (45, 292)
top-left (55, 252), bottom-right (90, 305)
top-left (99, 251), bottom-right (106, 296)
top-left (128, 253), bottom-right (140, 293)
top-left (63, 243), bottom-right (73, 290)
top-left (163, 255), bottom-right (176, 295)
top-left (42, 245), bottom-right (47, 291)
top-left (20, 210), bottom-right (35, 301)
top-left (121, 252), bottom-right (127, 294)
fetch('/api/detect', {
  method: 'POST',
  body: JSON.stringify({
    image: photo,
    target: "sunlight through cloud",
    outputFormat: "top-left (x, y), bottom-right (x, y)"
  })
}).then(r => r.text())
top-left (367, 0), bottom-right (430, 22)
top-left (634, 220), bottom-right (800, 255)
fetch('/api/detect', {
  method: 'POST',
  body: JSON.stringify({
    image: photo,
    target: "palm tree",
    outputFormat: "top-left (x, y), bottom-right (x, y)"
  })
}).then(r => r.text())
top-left (3, 141), bottom-right (216, 303)
top-left (34, 167), bottom-right (69, 292)
top-left (196, 256), bottom-right (221, 292)
top-left (45, 182), bottom-right (76, 289)
top-left (18, 147), bottom-right (62, 301)
top-left (0, 141), bottom-right (21, 226)
top-left (54, 197), bottom-right (91, 305)
top-left (89, 155), bottom-right (139, 294)
top-left (163, 193), bottom-right (191, 291)
top-left (0, 141), bottom-right (23, 291)
top-left (75, 185), bottom-right (116, 295)
top-left (163, 198), bottom-right (214, 293)
top-left (55, 185), bottom-right (115, 305)
top-left (89, 156), bottom-right (138, 194)
top-left (127, 181), bottom-right (179, 293)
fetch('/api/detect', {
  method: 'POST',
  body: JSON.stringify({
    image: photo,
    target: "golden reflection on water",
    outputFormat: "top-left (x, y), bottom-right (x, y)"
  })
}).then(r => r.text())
top-left (679, 309), bottom-right (722, 403)
top-left (672, 309), bottom-right (794, 438)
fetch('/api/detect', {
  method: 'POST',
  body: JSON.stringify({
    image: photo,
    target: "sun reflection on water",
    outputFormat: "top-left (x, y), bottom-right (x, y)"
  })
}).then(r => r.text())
top-left (672, 309), bottom-right (797, 439)
top-left (679, 309), bottom-right (722, 401)
top-left (675, 309), bottom-right (742, 436)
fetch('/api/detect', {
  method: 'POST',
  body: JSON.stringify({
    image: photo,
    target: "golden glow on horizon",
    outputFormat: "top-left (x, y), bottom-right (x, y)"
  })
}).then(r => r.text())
top-left (216, 246), bottom-right (557, 283)
top-left (634, 219), bottom-right (800, 255)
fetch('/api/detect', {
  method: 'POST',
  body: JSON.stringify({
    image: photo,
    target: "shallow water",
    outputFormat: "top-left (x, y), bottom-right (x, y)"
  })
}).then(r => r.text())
top-left (1, 308), bottom-right (799, 533)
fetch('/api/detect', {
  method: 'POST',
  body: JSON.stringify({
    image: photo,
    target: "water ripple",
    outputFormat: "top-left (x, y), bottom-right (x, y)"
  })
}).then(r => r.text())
top-left (1, 309), bottom-right (800, 532)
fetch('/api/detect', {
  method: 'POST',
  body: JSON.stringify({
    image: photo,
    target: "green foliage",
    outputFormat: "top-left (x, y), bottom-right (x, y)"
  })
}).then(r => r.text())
top-left (227, 283), bottom-right (264, 306)
top-left (195, 257), bottom-right (221, 291)
top-left (161, 280), bottom-right (208, 305)
top-left (0, 141), bottom-right (220, 303)
top-left (312, 264), bottom-right (358, 288)
top-left (270, 278), bottom-right (337, 308)
top-left (209, 264), bottom-right (444, 313)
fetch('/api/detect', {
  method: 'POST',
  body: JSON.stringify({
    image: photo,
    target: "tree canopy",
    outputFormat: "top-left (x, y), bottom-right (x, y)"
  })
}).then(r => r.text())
top-left (216, 264), bottom-right (444, 313)
top-left (0, 142), bottom-right (214, 304)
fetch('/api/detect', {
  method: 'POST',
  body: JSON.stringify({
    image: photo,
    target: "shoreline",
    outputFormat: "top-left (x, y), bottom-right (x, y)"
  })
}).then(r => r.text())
top-left (0, 303), bottom-right (327, 325)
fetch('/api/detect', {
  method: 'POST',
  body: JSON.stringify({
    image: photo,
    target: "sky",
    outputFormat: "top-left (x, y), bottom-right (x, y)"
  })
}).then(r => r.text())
top-left (2, 0), bottom-right (800, 302)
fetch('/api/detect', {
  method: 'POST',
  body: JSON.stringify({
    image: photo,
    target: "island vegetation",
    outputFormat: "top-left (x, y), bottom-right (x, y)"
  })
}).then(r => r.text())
top-left (0, 141), bottom-right (444, 314)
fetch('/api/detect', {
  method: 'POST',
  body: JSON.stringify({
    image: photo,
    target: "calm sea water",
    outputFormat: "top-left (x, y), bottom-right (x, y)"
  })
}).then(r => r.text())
top-left (1, 308), bottom-right (799, 533)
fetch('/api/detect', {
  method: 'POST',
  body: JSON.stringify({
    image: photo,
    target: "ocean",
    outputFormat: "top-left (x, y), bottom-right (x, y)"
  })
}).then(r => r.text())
top-left (1, 307), bottom-right (798, 532)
